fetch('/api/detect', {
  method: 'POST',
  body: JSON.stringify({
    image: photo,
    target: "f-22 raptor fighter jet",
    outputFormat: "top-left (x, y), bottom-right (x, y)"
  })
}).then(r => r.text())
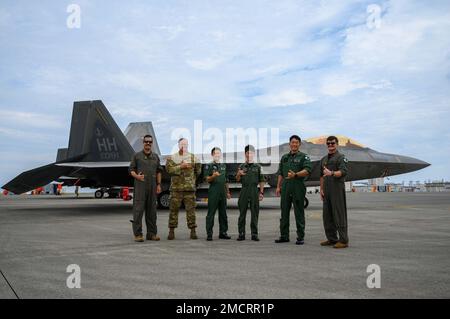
top-left (2, 100), bottom-right (430, 209)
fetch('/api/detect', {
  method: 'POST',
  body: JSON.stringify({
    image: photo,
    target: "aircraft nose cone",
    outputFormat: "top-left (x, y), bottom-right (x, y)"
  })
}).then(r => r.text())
top-left (397, 155), bottom-right (430, 173)
top-left (404, 156), bottom-right (430, 167)
top-left (417, 159), bottom-right (431, 169)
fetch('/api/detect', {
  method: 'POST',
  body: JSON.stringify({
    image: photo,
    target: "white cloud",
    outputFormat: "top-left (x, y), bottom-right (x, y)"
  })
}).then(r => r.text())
top-left (108, 72), bottom-right (148, 92)
top-left (29, 67), bottom-right (72, 95)
top-left (107, 71), bottom-right (240, 109)
top-left (341, 2), bottom-right (450, 72)
top-left (0, 110), bottom-right (64, 129)
top-left (252, 63), bottom-right (289, 76)
top-left (107, 102), bottom-right (170, 126)
top-left (186, 56), bottom-right (226, 70)
top-left (154, 25), bottom-right (186, 41)
top-left (255, 89), bottom-right (316, 107)
top-left (320, 75), bottom-right (392, 97)
top-left (0, 0), bottom-right (449, 182)
top-left (208, 30), bottom-right (227, 42)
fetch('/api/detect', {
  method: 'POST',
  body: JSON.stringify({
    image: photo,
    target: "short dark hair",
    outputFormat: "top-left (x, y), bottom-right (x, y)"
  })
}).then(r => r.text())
top-left (211, 147), bottom-right (221, 155)
top-left (245, 145), bottom-right (255, 153)
top-left (289, 135), bottom-right (301, 143)
top-left (178, 137), bottom-right (187, 144)
top-left (143, 134), bottom-right (153, 141)
top-left (326, 136), bottom-right (339, 144)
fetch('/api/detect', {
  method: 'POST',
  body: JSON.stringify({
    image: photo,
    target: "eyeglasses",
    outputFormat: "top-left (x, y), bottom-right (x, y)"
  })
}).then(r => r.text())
top-left (326, 142), bottom-right (336, 145)
top-left (144, 140), bottom-right (153, 144)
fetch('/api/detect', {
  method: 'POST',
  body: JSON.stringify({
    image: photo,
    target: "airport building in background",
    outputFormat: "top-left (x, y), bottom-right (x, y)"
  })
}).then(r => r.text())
top-left (348, 179), bottom-right (450, 193)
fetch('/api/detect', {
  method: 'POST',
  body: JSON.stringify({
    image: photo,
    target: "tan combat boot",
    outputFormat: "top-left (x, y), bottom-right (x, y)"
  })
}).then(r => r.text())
top-left (333, 242), bottom-right (349, 249)
top-left (320, 240), bottom-right (337, 246)
top-left (190, 228), bottom-right (198, 240)
top-left (168, 228), bottom-right (175, 240)
top-left (134, 235), bottom-right (144, 242)
top-left (147, 234), bottom-right (160, 241)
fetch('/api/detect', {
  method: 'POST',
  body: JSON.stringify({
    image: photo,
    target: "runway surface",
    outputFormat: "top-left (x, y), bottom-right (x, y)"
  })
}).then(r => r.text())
top-left (0, 192), bottom-right (449, 298)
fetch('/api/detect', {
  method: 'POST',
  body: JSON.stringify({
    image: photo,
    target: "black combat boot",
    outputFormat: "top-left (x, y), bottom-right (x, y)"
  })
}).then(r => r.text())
top-left (219, 233), bottom-right (231, 240)
top-left (275, 237), bottom-right (290, 243)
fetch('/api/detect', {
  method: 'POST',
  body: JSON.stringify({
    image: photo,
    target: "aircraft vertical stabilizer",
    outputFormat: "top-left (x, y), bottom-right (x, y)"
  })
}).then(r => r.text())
top-left (124, 122), bottom-right (161, 156)
top-left (67, 100), bottom-right (135, 162)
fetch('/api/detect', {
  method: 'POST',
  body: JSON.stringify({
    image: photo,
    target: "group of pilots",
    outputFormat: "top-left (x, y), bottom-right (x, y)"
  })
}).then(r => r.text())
top-left (129, 134), bottom-right (349, 249)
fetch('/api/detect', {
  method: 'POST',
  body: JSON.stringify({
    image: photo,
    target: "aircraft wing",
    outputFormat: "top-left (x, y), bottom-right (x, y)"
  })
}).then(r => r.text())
top-left (55, 162), bottom-right (130, 168)
top-left (2, 163), bottom-right (74, 194)
top-left (2, 100), bottom-right (139, 194)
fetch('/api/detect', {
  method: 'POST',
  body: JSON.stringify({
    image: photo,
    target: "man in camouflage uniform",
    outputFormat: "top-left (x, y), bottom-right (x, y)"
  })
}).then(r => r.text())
top-left (236, 145), bottom-right (265, 241)
top-left (129, 134), bottom-right (163, 242)
top-left (275, 135), bottom-right (312, 245)
top-left (165, 138), bottom-right (202, 240)
top-left (204, 147), bottom-right (231, 241)
top-left (320, 136), bottom-right (349, 249)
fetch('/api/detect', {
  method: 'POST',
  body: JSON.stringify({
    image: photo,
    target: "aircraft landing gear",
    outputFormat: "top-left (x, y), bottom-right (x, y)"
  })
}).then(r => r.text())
top-left (94, 189), bottom-right (104, 199)
top-left (95, 188), bottom-right (123, 199)
top-left (158, 191), bottom-right (170, 209)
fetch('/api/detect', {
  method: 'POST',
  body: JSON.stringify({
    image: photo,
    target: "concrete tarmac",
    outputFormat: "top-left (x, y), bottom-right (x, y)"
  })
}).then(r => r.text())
top-left (0, 192), bottom-right (449, 299)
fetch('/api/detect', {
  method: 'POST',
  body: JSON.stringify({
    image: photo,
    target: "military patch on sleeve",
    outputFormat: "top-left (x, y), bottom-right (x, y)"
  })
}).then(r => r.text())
top-left (305, 155), bottom-right (310, 161)
top-left (343, 157), bottom-right (348, 163)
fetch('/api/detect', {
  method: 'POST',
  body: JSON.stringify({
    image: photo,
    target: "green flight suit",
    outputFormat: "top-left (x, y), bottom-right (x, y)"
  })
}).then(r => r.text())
top-left (320, 151), bottom-right (349, 244)
top-left (204, 162), bottom-right (228, 236)
top-left (277, 151), bottom-right (312, 240)
top-left (237, 162), bottom-right (265, 236)
top-left (129, 151), bottom-right (163, 237)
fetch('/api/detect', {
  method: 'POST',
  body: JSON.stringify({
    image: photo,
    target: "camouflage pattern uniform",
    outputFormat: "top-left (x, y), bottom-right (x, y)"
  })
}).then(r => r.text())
top-left (166, 152), bottom-right (202, 229)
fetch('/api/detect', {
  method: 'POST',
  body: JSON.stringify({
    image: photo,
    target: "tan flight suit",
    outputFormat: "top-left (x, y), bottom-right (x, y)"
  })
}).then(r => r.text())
top-left (129, 151), bottom-right (163, 237)
top-left (320, 151), bottom-right (349, 244)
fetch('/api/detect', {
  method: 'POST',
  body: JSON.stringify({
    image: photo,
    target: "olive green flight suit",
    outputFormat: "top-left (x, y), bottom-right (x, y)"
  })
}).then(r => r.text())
top-left (166, 152), bottom-right (202, 229)
top-left (129, 151), bottom-right (163, 237)
top-left (277, 151), bottom-right (312, 240)
top-left (320, 151), bottom-right (349, 244)
top-left (237, 162), bottom-right (265, 236)
top-left (204, 162), bottom-right (228, 236)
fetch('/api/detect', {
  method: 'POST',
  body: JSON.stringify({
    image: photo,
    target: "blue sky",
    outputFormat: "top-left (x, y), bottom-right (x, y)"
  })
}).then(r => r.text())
top-left (1, 0), bottom-right (449, 186)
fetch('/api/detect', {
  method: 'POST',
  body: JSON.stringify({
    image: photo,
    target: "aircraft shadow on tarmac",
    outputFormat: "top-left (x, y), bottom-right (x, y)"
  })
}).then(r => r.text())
top-left (5, 200), bottom-right (291, 217)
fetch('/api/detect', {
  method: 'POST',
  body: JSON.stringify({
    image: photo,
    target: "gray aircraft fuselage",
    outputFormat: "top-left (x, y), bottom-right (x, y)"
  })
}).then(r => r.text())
top-left (2, 100), bottom-right (430, 208)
